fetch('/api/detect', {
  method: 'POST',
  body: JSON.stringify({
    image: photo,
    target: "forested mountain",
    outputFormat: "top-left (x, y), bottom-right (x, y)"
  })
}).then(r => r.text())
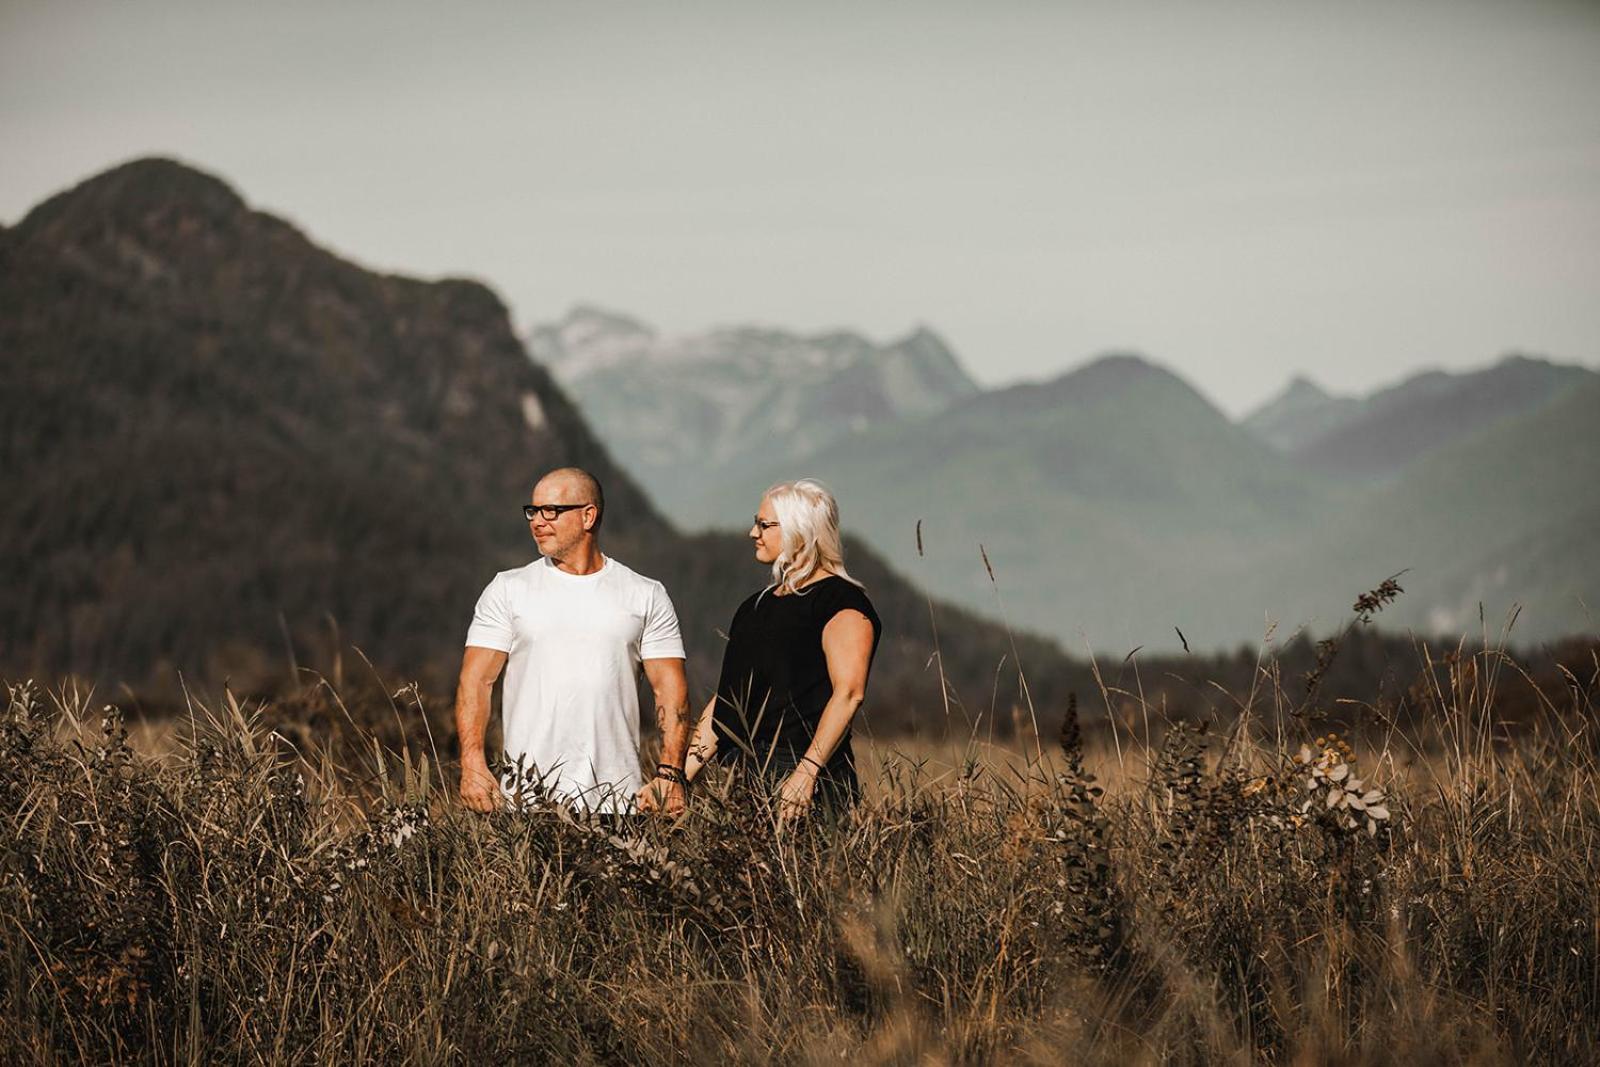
top-left (0, 158), bottom-right (663, 689)
top-left (535, 306), bottom-right (979, 528)
top-left (0, 157), bottom-right (1072, 721)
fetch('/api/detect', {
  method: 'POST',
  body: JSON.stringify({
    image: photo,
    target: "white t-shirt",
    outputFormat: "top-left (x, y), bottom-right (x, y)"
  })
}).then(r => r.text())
top-left (465, 554), bottom-right (685, 812)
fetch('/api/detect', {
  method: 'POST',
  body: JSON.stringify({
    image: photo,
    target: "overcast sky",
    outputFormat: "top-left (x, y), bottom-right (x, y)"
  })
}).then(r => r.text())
top-left (3, 0), bottom-right (1597, 414)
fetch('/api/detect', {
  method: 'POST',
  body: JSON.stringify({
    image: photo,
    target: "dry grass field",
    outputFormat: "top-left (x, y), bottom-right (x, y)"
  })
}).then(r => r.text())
top-left (2, 633), bottom-right (1597, 1065)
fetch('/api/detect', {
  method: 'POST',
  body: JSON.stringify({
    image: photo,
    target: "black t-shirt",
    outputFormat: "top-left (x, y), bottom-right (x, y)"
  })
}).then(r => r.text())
top-left (711, 576), bottom-right (882, 769)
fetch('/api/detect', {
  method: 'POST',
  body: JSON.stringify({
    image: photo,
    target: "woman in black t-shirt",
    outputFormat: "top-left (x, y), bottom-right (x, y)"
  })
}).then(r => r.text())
top-left (684, 479), bottom-right (881, 820)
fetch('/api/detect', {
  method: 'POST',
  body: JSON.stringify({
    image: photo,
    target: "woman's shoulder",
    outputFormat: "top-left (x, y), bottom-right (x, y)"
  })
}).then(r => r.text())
top-left (810, 575), bottom-right (880, 623)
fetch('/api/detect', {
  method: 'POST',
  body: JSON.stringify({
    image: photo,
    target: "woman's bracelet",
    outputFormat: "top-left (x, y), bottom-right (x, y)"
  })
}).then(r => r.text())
top-left (798, 756), bottom-right (825, 774)
top-left (655, 763), bottom-right (690, 786)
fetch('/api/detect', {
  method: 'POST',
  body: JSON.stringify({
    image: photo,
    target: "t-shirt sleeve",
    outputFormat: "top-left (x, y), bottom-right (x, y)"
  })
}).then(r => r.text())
top-left (464, 572), bottom-right (515, 652)
top-left (817, 580), bottom-right (882, 642)
top-left (640, 581), bottom-right (686, 660)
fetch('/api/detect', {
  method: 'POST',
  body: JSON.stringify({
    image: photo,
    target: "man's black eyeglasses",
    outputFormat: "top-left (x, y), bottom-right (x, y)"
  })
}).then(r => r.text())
top-left (524, 503), bottom-right (588, 521)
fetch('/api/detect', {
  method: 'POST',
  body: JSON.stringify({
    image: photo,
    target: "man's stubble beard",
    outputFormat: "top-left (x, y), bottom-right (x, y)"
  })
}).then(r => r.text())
top-left (539, 529), bottom-right (590, 566)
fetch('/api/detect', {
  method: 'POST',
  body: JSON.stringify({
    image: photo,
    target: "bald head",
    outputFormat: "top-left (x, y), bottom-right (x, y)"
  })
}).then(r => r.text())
top-left (533, 467), bottom-right (605, 531)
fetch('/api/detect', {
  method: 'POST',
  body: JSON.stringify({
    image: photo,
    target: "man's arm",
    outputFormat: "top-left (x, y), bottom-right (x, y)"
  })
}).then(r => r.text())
top-left (456, 645), bottom-right (508, 812)
top-left (636, 656), bottom-right (690, 816)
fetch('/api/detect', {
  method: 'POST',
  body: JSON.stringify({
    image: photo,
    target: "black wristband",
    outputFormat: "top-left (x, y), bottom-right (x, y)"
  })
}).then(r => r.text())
top-left (654, 763), bottom-right (689, 786)
top-left (799, 756), bottom-right (825, 773)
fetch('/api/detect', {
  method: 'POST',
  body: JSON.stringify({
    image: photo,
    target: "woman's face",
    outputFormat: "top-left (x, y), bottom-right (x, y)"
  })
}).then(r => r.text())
top-left (750, 496), bottom-right (782, 564)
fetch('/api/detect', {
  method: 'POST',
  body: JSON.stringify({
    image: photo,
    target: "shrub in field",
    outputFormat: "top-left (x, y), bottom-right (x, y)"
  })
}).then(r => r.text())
top-left (1, 686), bottom-right (178, 1028)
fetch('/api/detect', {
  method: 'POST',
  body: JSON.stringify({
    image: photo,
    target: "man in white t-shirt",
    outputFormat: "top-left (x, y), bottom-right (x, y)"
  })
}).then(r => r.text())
top-left (455, 467), bottom-right (690, 816)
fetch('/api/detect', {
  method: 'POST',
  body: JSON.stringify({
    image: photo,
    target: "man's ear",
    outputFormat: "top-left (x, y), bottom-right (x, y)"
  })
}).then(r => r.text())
top-left (583, 505), bottom-right (597, 531)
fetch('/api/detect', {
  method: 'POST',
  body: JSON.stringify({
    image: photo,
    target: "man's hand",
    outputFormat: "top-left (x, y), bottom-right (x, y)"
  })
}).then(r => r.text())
top-left (636, 774), bottom-right (687, 818)
top-left (777, 764), bottom-right (818, 826)
top-left (459, 760), bottom-right (503, 813)
top-left (455, 645), bottom-right (507, 814)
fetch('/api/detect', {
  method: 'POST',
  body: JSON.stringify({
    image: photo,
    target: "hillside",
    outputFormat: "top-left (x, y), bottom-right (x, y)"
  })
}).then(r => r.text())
top-left (535, 307), bottom-right (979, 527)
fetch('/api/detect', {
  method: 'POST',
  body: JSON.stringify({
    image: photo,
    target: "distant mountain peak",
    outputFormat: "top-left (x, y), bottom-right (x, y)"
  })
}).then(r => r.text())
top-left (965, 350), bottom-right (1214, 422)
top-left (1492, 350), bottom-right (1565, 374)
top-left (559, 303), bottom-right (656, 337)
top-left (1241, 373), bottom-right (1361, 453)
top-left (1281, 375), bottom-right (1332, 401)
top-left (885, 324), bottom-right (956, 360)
top-left (895, 323), bottom-right (945, 347)
top-left (1080, 350), bottom-right (1161, 374)
top-left (528, 305), bottom-right (657, 373)
top-left (1065, 351), bottom-right (1193, 395)
top-left (19, 156), bottom-right (247, 234)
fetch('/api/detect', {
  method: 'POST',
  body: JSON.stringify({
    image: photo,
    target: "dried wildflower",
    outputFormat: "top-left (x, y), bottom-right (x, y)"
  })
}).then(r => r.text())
top-left (1353, 577), bottom-right (1405, 620)
top-left (1303, 574), bottom-right (1407, 700)
top-left (361, 801), bottom-right (430, 853)
top-left (1293, 736), bottom-right (1392, 836)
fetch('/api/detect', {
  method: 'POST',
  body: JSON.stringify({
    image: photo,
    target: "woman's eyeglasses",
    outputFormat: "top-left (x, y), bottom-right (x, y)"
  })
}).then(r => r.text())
top-left (524, 504), bottom-right (587, 521)
top-left (753, 517), bottom-right (780, 532)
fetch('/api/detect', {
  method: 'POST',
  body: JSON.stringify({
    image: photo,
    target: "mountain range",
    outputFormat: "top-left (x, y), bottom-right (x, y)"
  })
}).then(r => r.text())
top-left (1223, 374), bottom-right (1600, 639)
top-left (2, 156), bottom-right (1593, 732)
top-left (1243, 356), bottom-right (1596, 481)
top-left (533, 307), bottom-right (978, 526)
top-left (542, 310), bottom-right (1598, 650)
top-left (0, 157), bottom-right (1082, 725)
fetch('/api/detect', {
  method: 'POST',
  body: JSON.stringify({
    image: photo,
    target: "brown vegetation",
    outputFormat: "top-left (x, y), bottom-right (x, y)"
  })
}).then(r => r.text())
top-left (3, 624), bottom-right (1596, 1064)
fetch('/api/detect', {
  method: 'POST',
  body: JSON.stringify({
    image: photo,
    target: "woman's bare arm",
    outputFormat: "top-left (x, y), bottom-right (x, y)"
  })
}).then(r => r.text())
top-left (684, 695), bottom-right (719, 782)
top-left (777, 609), bottom-right (874, 819)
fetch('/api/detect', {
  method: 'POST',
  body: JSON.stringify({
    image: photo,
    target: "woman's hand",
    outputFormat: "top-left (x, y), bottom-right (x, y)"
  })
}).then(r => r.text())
top-left (777, 763), bottom-right (818, 825)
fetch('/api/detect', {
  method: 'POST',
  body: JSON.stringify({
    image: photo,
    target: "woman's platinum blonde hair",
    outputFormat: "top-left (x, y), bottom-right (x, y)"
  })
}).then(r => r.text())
top-left (763, 478), bottom-right (863, 596)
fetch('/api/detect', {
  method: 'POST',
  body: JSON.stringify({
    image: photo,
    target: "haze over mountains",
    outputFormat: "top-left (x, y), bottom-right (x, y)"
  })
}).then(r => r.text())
top-left (544, 308), bottom-right (1599, 651)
